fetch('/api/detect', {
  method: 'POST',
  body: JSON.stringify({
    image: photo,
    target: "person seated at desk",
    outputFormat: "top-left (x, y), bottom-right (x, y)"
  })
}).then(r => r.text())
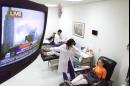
top-left (50, 39), bottom-right (88, 80)
top-left (67, 58), bottom-right (107, 86)
top-left (54, 29), bottom-right (65, 46)
top-left (47, 32), bottom-right (56, 45)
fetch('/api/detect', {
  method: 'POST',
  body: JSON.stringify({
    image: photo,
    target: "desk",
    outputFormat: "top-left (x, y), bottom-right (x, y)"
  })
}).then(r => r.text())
top-left (41, 53), bottom-right (59, 67)
top-left (41, 53), bottom-right (59, 61)
top-left (41, 44), bottom-right (59, 61)
top-left (40, 44), bottom-right (59, 67)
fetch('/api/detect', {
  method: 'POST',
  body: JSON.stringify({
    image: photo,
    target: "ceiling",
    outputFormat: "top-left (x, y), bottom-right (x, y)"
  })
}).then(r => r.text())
top-left (30, 0), bottom-right (108, 7)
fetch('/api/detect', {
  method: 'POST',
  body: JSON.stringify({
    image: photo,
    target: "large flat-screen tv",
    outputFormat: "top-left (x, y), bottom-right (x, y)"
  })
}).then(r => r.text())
top-left (0, 0), bottom-right (48, 84)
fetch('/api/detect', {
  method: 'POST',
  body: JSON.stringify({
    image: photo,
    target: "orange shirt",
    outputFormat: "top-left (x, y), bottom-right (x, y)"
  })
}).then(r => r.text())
top-left (93, 65), bottom-right (107, 79)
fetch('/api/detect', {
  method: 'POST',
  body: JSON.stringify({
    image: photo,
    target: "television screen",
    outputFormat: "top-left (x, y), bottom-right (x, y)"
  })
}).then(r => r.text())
top-left (0, 7), bottom-right (45, 67)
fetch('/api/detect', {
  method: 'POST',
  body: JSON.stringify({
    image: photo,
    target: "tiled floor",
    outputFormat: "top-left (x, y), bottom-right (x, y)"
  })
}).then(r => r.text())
top-left (0, 55), bottom-right (63, 86)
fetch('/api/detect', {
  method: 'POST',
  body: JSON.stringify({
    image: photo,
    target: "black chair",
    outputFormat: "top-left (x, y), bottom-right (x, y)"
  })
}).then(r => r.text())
top-left (60, 56), bottom-right (117, 86)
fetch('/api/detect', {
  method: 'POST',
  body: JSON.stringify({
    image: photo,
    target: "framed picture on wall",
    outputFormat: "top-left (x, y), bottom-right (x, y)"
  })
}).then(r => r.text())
top-left (73, 22), bottom-right (85, 38)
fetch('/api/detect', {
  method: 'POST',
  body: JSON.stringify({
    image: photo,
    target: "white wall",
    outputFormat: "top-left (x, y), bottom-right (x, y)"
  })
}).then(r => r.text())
top-left (44, 7), bottom-right (59, 39)
top-left (59, 0), bottom-right (129, 85)
top-left (44, 7), bottom-right (72, 41)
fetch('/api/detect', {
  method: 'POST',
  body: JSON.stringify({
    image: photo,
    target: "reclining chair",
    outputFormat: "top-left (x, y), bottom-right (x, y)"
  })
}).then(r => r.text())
top-left (60, 56), bottom-right (117, 86)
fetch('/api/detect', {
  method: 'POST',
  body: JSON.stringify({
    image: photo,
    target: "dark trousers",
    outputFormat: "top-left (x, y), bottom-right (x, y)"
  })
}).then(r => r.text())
top-left (63, 60), bottom-right (75, 81)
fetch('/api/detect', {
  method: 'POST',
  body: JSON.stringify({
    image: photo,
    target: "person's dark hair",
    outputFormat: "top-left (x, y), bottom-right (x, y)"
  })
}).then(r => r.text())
top-left (98, 58), bottom-right (107, 68)
top-left (48, 32), bottom-right (56, 41)
top-left (58, 29), bottom-right (62, 33)
top-left (66, 39), bottom-right (76, 50)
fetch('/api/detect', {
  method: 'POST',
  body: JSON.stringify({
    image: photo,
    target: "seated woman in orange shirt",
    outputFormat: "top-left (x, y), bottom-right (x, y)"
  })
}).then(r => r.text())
top-left (67, 58), bottom-right (107, 86)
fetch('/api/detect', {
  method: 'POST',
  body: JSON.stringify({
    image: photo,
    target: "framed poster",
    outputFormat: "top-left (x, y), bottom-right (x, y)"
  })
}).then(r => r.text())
top-left (73, 22), bottom-right (85, 38)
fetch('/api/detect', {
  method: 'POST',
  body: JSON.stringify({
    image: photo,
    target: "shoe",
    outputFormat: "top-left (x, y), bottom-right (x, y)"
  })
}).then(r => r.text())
top-left (65, 81), bottom-right (74, 86)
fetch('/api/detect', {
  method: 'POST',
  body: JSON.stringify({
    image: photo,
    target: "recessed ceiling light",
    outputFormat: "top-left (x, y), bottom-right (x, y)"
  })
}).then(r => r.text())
top-left (66, 0), bottom-right (83, 1)
top-left (45, 4), bottom-right (58, 7)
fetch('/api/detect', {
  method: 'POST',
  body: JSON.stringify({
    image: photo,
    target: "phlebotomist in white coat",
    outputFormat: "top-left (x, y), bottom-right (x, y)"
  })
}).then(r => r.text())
top-left (51, 39), bottom-right (88, 79)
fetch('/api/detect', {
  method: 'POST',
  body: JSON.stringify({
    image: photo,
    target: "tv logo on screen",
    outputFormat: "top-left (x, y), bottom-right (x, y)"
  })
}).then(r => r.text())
top-left (9, 10), bottom-right (22, 17)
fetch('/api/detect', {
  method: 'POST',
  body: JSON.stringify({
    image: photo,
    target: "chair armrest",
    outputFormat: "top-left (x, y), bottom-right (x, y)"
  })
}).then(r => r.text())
top-left (74, 66), bottom-right (91, 73)
top-left (81, 66), bottom-right (91, 69)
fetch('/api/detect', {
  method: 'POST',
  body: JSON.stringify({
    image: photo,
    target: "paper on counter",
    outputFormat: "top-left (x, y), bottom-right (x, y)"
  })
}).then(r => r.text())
top-left (81, 52), bottom-right (91, 58)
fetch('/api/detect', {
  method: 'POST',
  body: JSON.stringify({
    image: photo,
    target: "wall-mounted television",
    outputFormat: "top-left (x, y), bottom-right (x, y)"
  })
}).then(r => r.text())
top-left (0, 0), bottom-right (48, 84)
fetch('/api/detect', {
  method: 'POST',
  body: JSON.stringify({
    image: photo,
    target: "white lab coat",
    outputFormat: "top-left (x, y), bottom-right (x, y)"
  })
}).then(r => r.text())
top-left (52, 44), bottom-right (87, 73)
top-left (54, 34), bottom-right (62, 45)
